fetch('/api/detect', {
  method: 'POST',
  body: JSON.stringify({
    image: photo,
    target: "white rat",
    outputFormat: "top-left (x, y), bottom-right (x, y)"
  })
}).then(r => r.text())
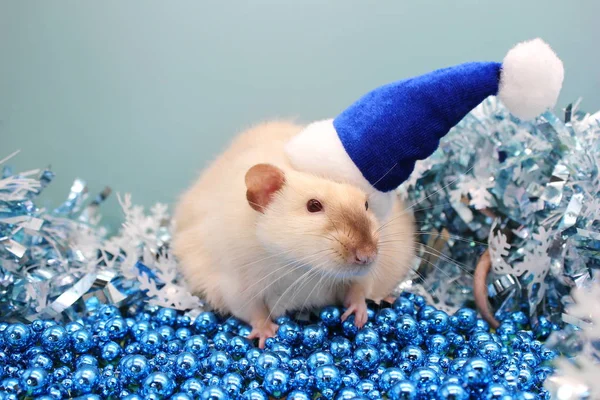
top-left (172, 121), bottom-right (415, 348)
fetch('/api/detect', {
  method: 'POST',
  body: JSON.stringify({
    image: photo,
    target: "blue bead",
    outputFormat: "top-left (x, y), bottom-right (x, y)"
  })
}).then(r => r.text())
top-left (497, 322), bottom-right (517, 336)
top-left (518, 367), bottom-right (534, 391)
top-left (342, 317), bottom-right (359, 337)
top-left (143, 372), bottom-right (175, 397)
top-left (194, 312), bottom-right (218, 334)
top-left (132, 321), bottom-right (151, 341)
top-left (410, 367), bottom-right (439, 387)
top-left (320, 306), bottom-right (342, 327)
top-left (101, 341), bottom-right (122, 361)
top-left (379, 343), bottom-right (396, 364)
top-left (140, 331), bottom-right (163, 354)
top-left (242, 388), bottom-right (269, 400)
top-left (228, 336), bottom-right (252, 358)
top-left (73, 366), bottom-right (99, 394)
top-left (453, 308), bottom-right (477, 331)
top-left (167, 339), bottom-right (183, 354)
top-left (356, 379), bottom-right (376, 394)
top-left (399, 345), bottom-right (425, 366)
top-left (29, 352), bottom-right (53, 370)
top-left (156, 325), bottom-right (175, 341)
top-left (277, 321), bottom-right (301, 344)
top-left (4, 323), bottom-right (31, 350)
top-left (314, 364), bottom-right (341, 392)
top-left (181, 378), bottom-right (205, 396)
top-left (448, 358), bottom-right (467, 374)
top-left (291, 370), bottom-right (311, 390)
top-left (121, 355), bottom-right (150, 381)
top-left (263, 368), bottom-right (290, 397)
top-left (478, 341), bottom-right (502, 364)
top-left (476, 319), bottom-right (490, 331)
top-left (223, 372), bottom-right (244, 394)
top-left (20, 368), bottom-right (48, 392)
top-left (0, 378), bottom-right (21, 395)
top-left (483, 383), bottom-right (509, 399)
top-left (176, 328), bottom-right (192, 341)
top-left (53, 366), bottom-right (71, 381)
top-left (354, 345), bottom-right (380, 372)
top-left (336, 388), bottom-right (360, 400)
top-left (307, 351), bottom-right (334, 372)
top-left (208, 351), bottom-right (232, 375)
top-left (392, 296), bottom-right (415, 315)
top-left (429, 311), bottom-right (450, 333)
top-left (462, 357), bottom-right (492, 388)
top-left (395, 315), bottom-right (418, 343)
top-left (171, 393), bottom-right (192, 400)
top-left (76, 355), bottom-right (98, 368)
top-left (341, 370), bottom-right (360, 387)
top-left (388, 380), bottom-right (417, 400)
top-left (175, 352), bottom-right (199, 378)
top-left (426, 334), bottom-right (449, 355)
top-left (70, 329), bottom-right (94, 353)
top-left (330, 336), bottom-right (352, 359)
top-left (105, 317), bottom-right (128, 340)
top-left (155, 308), bottom-right (178, 325)
top-left (437, 382), bottom-right (469, 400)
top-left (302, 324), bottom-right (326, 348)
top-left (379, 367), bottom-right (406, 392)
top-left (355, 328), bottom-right (380, 347)
top-left (185, 335), bottom-right (209, 357)
top-left (417, 305), bottom-right (436, 321)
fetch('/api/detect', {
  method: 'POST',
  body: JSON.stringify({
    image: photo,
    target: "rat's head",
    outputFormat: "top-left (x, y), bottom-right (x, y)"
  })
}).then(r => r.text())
top-left (245, 163), bottom-right (380, 277)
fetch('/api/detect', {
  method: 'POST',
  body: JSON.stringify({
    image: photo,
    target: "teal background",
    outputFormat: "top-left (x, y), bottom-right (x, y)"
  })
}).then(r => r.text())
top-left (2, 1), bottom-right (599, 231)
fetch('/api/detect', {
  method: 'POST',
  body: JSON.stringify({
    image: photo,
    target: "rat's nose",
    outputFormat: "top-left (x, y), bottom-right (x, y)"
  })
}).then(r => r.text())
top-left (353, 246), bottom-right (377, 265)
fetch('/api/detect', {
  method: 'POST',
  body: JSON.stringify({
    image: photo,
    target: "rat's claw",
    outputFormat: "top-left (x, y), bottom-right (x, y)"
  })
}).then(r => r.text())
top-left (341, 301), bottom-right (368, 329)
top-left (247, 321), bottom-right (279, 349)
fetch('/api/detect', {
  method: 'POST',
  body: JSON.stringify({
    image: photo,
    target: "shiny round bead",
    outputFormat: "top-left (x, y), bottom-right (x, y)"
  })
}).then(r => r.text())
top-left (291, 370), bottom-right (311, 390)
top-left (227, 336), bottom-right (251, 358)
top-left (194, 312), bottom-right (218, 334)
top-left (142, 372), bottom-right (175, 397)
top-left (455, 346), bottom-right (471, 358)
top-left (132, 321), bottom-right (151, 341)
top-left (399, 345), bottom-right (425, 366)
top-left (395, 315), bottom-right (418, 342)
top-left (336, 388), bottom-right (360, 400)
top-left (98, 305), bottom-right (120, 320)
top-left (125, 342), bottom-right (141, 355)
top-left (518, 367), bottom-right (534, 391)
top-left (199, 385), bottom-right (229, 399)
top-left (208, 351), bottom-right (232, 375)
top-left (185, 335), bottom-right (209, 357)
top-left (4, 323), bottom-right (31, 350)
top-left (476, 319), bottom-right (490, 331)
top-left (497, 322), bottom-right (517, 337)
top-left (105, 317), bottom-right (127, 340)
top-left (342, 317), bottom-right (359, 337)
top-left (388, 380), bottom-right (417, 400)
top-left (426, 334), bottom-right (449, 355)
top-left (263, 368), bottom-right (290, 397)
top-left (471, 330), bottom-right (492, 347)
top-left (453, 308), bottom-right (477, 331)
top-left (483, 383), bottom-right (509, 399)
top-left (448, 358), bottom-right (467, 374)
top-left (314, 364), bottom-right (341, 392)
top-left (176, 328), bottom-right (192, 341)
top-left (277, 321), bottom-right (301, 344)
top-left (418, 305), bottom-right (436, 321)
top-left (181, 378), bottom-right (205, 396)
top-left (463, 357), bottom-right (492, 388)
top-left (342, 370), bottom-right (360, 387)
top-left (121, 355), bottom-right (150, 380)
top-left (76, 354), bottom-right (98, 368)
top-left (410, 367), bottom-right (439, 387)
top-left (20, 368), bottom-right (48, 392)
top-left (223, 372), bottom-right (243, 394)
top-left (242, 388), bottom-right (269, 400)
top-left (101, 341), bottom-right (121, 361)
top-left (357, 379), bottom-right (376, 394)
top-left (320, 306), bottom-right (342, 327)
top-left (355, 328), bottom-right (380, 347)
top-left (156, 325), bottom-right (175, 342)
top-left (354, 345), bottom-right (380, 372)
top-left (511, 311), bottom-right (528, 328)
top-left (437, 382), bottom-right (468, 400)
top-left (167, 339), bottom-right (183, 354)
top-left (155, 308), bottom-right (177, 325)
top-left (210, 331), bottom-right (231, 351)
top-left (446, 332), bottom-right (465, 348)
top-left (73, 366), bottom-right (99, 394)
top-left (330, 336), bottom-right (352, 359)
top-left (175, 352), bottom-right (199, 378)
top-left (392, 296), bottom-right (415, 315)
top-left (31, 320), bottom-right (45, 333)
top-left (70, 329), bottom-right (93, 353)
top-left (53, 366), bottom-right (71, 381)
top-left (0, 378), bottom-right (21, 395)
top-left (379, 342), bottom-right (396, 364)
top-left (302, 324), bottom-right (326, 348)
top-left (379, 367), bottom-right (406, 392)
top-left (307, 351), bottom-right (334, 372)
top-left (429, 311), bottom-right (450, 333)
top-left (171, 393), bottom-right (192, 400)
top-left (140, 331), bottom-right (163, 354)
top-left (478, 341), bottom-right (502, 364)
top-left (30, 352), bottom-right (53, 370)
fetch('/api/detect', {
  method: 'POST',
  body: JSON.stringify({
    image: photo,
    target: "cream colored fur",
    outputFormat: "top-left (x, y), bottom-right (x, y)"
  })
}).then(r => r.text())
top-left (172, 121), bottom-right (414, 327)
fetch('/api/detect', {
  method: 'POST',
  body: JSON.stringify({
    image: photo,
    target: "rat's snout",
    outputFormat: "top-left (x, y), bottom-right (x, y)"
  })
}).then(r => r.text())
top-left (351, 244), bottom-right (378, 265)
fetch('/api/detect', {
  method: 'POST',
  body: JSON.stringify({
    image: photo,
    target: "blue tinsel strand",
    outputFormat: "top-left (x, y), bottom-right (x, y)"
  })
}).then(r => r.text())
top-left (0, 295), bottom-right (557, 399)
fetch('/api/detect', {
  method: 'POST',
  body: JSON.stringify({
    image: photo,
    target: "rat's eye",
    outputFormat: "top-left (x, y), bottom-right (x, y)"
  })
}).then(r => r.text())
top-left (307, 199), bottom-right (323, 213)
top-left (365, 201), bottom-right (369, 211)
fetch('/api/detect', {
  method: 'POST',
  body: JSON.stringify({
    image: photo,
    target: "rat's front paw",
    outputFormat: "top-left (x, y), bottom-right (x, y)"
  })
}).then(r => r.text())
top-left (341, 300), bottom-right (368, 329)
top-left (247, 320), bottom-right (279, 349)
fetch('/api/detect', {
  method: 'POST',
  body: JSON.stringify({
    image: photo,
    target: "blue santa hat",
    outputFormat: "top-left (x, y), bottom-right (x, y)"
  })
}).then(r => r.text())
top-left (285, 38), bottom-right (564, 217)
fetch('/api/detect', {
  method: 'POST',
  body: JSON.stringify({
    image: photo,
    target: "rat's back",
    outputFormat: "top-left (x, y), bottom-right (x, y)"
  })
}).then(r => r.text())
top-left (172, 121), bottom-right (303, 310)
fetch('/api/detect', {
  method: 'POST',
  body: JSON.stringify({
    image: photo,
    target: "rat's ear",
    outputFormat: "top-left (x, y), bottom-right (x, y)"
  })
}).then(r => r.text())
top-left (245, 164), bottom-right (286, 213)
